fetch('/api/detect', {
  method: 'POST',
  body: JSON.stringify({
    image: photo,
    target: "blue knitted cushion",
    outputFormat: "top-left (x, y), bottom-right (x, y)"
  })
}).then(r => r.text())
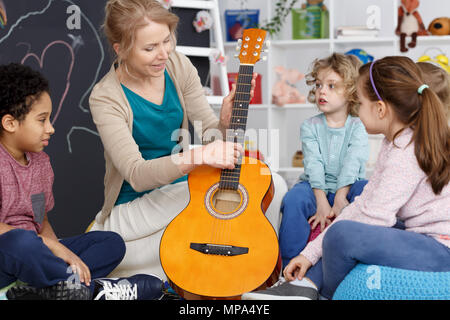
top-left (333, 264), bottom-right (450, 300)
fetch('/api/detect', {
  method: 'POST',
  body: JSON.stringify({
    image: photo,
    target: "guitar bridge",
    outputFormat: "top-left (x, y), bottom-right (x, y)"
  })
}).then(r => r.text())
top-left (190, 243), bottom-right (248, 256)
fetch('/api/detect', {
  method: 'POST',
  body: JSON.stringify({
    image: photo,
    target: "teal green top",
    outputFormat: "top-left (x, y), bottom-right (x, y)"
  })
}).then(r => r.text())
top-left (300, 113), bottom-right (369, 194)
top-left (115, 70), bottom-right (187, 205)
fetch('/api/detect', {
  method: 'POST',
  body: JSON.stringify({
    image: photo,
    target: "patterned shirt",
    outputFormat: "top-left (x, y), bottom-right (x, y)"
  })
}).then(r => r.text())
top-left (301, 128), bottom-right (450, 265)
top-left (0, 143), bottom-right (54, 233)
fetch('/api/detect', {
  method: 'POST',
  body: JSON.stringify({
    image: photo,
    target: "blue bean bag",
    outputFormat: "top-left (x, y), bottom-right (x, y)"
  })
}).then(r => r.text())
top-left (333, 264), bottom-right (450, 300)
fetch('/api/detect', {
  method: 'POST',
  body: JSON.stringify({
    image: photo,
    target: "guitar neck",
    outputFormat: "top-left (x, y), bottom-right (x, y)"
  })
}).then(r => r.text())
top-left (220, 64), bottom-right (254, 190)
top-left (228, 64), bottom-right (254, 137)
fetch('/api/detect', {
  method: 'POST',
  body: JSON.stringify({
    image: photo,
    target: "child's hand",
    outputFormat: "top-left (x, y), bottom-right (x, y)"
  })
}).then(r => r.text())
top-left (330, 196), bottom-right (349, 218)
top-left (283, 254), bottom-right (312, 281)
top-left (41, 236), bottom-right (91, 286)
top-left (308, 200), bottom-right (333, 232)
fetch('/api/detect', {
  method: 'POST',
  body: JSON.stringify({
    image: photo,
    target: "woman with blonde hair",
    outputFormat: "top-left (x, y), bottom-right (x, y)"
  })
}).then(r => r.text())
top-left (89, 0), bottom-right (287, 280)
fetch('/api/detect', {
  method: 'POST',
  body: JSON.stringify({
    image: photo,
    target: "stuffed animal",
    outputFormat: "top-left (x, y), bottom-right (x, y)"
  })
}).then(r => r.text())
top-left (395, 0), bottom-right (429, 53)
top-left (428, 17), bottom-right (450, 35)
top-left (301, 0), bottom-right (327, 11)
top-left (272, 66), bottom-right (306, 107)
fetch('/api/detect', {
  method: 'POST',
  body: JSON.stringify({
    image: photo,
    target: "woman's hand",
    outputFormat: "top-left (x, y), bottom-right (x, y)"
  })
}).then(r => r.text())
top-left (283, 254), bottom-right (312, 281)
top-left (219, 73), bottom-right (258, 128)
top-left (201, 140), bottom-right (243, 169)
top-left (40, 236), bottom-right (91, 286)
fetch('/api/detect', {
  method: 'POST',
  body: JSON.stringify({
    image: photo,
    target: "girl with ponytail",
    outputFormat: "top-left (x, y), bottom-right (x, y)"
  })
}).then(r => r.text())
top-left (243, 56), bottom-right (450, 300)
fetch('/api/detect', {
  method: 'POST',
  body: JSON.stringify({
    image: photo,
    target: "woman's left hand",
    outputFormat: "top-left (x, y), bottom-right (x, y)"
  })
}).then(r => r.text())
top-left (219, 72), bottom-right (258, 129)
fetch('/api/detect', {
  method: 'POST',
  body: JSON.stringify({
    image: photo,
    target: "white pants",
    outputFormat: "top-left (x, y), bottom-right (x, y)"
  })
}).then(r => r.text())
top-left (91, 172), bottom-right (287, 280)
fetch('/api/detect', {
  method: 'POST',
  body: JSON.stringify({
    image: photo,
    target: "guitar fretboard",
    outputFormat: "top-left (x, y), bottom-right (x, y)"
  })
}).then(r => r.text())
top-left (219, 64), bottom-right (254, 190)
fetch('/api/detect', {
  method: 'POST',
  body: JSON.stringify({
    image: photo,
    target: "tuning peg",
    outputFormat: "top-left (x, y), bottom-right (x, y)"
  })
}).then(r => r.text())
top-left (235, 45), bottom-right (241, 51)
top-left (237, 39), bottom-right (242, 45)
top-left (234, 53), bottom-right (239, 58)
top-left (261, 56), bottom-right (268, 61)
top-left (265, 40), bottom-right (271, 48)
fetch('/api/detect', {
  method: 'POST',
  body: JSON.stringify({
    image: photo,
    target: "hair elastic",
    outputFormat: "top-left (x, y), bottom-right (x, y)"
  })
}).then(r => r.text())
top-left (417, 84), bottom-right (429, 95)
top-left (369, 60), bottom-right (383, 101)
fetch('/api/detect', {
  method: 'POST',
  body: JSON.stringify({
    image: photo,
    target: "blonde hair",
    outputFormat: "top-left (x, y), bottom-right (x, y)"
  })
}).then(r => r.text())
top-left (305, 53), bottom-right (362, 116)
top-left (102, 0), bottom-right (179, 64)
top-left (417, 62), bottom-right (450, 122)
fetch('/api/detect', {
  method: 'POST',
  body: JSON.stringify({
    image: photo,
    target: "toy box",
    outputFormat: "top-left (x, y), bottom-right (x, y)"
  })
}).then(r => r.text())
top-left (291, 7), bottom-right (329, 39)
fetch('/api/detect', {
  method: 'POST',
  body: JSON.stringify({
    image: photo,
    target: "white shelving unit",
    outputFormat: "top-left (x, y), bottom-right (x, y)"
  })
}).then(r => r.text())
top-left (214, 0), bottom-right (450, 188)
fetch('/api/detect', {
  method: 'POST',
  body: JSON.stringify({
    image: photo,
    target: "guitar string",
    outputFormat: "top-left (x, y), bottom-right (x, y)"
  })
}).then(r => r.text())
top-left (213, 65), bottom-right (253, 244)
top-left (220, 65), bottom-right (253, 190)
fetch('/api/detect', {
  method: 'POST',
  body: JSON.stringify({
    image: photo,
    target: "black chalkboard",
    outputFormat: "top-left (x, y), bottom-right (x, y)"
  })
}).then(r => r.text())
top-left (0, 0), bottom-right (210, 237)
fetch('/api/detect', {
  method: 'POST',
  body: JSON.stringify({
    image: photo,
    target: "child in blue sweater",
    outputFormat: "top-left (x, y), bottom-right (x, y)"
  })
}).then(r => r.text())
top-left (279, 53), bottom-right (369, 266)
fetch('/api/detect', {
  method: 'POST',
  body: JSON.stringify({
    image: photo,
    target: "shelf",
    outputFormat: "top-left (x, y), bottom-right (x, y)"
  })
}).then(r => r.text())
top-left (176, 46), bottom-right (213, 57)
top-left (227, 37), bottom-right (399, 48)
top-left (218, 0), bottom-right (450, 188)
top-left (333, 37), bottom-right (396, 44)
top-left (271, 39), bottom-right (331, 47)
top-left (271, 103), bottom-right (316, 109)
top-left (411, 35), bottom-right (450, 44)
top-left (206, 95), bottom-right (225, 105)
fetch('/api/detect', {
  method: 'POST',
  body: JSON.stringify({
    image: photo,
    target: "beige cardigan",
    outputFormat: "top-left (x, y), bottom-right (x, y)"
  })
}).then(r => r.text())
top-left (89, 51), bottom-right (222, 224)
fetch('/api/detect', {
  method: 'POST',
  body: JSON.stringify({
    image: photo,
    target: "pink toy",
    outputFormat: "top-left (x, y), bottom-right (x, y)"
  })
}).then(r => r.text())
top-left (271, 66), bottom-right (306, 106)
top-left (307, 217), bottom-right (335, 242)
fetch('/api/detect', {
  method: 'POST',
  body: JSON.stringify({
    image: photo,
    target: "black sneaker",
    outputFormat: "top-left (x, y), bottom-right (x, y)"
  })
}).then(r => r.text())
top-left (92, 274), bottom-right (164, 300)
top-left (241, 279), bottom-right (319, 300)
top-left (6, 281), bottom-right (92, 300)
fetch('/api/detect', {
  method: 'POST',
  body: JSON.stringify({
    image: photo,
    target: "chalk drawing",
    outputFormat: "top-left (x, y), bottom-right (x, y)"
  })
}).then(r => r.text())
top-left (66, 126), bottom-right (100, 154)
top-left (1, 0), bottom-right (106, 153)
top-left (21, 40), bottom-right (75, 125)
top-left (0, 0), bottom-right (6, 28)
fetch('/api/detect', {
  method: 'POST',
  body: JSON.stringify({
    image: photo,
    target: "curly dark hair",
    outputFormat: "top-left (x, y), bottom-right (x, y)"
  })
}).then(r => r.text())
top-left (0, 63), bottom-right (49, 126)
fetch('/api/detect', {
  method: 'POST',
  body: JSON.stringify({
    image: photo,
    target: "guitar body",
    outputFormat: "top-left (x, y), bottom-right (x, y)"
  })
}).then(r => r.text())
top-left (160, 157), bottom-right (280, 299)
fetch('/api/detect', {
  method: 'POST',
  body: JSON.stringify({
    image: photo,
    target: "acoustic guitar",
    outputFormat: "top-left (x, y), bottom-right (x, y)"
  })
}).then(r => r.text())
top-left (160, 28), bottom-right (280, 299)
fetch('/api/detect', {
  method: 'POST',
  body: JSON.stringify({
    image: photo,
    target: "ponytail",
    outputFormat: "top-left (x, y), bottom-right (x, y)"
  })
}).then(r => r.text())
top-left (413, 87), bottom-right (450, 194)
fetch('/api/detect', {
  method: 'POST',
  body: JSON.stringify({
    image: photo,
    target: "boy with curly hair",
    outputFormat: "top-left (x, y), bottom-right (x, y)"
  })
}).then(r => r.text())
top-left (277, 53), bottom-right (370, 269)
top-left (0, 63), bottom-right (162, 300)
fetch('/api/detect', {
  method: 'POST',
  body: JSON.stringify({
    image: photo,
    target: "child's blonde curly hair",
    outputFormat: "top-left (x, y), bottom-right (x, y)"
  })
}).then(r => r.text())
top-left (305, 53), bottom-right (362, 116)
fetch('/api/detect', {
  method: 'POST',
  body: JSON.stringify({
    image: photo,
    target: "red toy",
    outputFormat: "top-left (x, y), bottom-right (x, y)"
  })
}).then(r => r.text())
top-left (307, 217), bottom-right (335, 242)
top-left (396, 0), bottom-right (429, 52)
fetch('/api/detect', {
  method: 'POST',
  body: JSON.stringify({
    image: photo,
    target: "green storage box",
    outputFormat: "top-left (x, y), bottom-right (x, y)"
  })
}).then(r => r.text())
top-left (292, 7), bottom-right (329, 40)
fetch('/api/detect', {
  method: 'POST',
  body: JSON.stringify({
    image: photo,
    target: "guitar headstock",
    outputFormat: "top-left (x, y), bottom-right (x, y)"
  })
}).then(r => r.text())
top-left (236, 28), bottom-right (268, 65)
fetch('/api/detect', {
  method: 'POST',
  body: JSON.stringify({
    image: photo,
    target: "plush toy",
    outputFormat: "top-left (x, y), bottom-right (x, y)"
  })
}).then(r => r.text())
top-left (301, 0), bottom-right (327, 11)
top-left (271, 66), bottom-right (306, 107)
top-left (418, 48), bottom-right (450, 74)
top-left (428, 17), bottom-right (450, 35)
top-left (395, 0), bottom-right (429, 53)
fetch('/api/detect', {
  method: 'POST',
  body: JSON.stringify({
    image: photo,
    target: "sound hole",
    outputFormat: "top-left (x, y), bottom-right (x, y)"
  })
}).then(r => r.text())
top-left (212, 189), bottom-right (242, 214)
top-left (204, 183), bottom-right (248, 220)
